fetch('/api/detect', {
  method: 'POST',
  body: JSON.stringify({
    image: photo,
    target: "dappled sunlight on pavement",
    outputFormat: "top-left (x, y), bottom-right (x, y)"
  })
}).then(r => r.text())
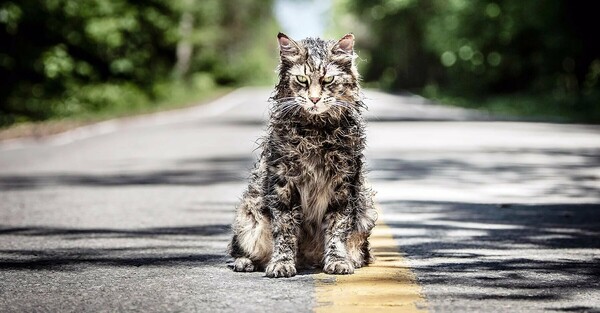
top-left (377, 201), bottom-right (600, 312)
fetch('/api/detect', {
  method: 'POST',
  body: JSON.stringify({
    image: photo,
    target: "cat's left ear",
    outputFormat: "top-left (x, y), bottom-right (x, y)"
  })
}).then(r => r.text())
top-left (332, 34), bottom-right (354, 55)
top-left (278, 32), bottom-right (301, 60)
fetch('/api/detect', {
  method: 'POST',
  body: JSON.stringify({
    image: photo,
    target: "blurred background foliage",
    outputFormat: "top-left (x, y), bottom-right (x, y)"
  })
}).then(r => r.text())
top-left (1, 0), bottom-right (599, 128)
top-left (337, 0), bottom-right (600, 122)
top-left (0, 0), bottom-right (278, 127)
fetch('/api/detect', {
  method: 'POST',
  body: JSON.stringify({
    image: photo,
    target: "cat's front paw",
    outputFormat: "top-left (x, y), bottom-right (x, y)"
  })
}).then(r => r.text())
top-left (265, 260), bottom-right (297, 278)
top-left (324, 259), bottom-right (355, 275)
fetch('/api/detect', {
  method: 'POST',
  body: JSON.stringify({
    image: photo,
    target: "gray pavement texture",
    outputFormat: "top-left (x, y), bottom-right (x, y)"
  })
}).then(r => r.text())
top-left (1, 87), bottom-right (599, 313)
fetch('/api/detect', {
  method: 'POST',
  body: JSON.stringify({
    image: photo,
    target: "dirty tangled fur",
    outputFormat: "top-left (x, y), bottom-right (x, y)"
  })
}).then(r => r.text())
top-left (228, 32), bottom-right (377, 278)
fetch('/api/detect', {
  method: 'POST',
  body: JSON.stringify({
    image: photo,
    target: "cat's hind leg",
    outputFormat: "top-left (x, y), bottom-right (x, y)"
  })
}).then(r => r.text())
top-left (228, 203), bottom-right (273, 271)
top-left (346, 232), bottom-right (373, 268)
top-left (228, 159), bottom-right (274, 272)
top-left (346, 193), bottom-right (378, 268)
top-left (233, 257), bottom-right (255, 272)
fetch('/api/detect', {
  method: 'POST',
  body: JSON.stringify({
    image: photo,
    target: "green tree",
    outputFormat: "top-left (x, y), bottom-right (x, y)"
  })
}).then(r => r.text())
top-left (343, 0), bottom-right (600, 121)
top-left (0, 0), bottom-right (277, 126)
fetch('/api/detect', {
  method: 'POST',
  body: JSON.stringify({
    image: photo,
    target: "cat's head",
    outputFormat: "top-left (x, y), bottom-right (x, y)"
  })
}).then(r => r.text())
top-left (274, 33), bottom-right (362, 116)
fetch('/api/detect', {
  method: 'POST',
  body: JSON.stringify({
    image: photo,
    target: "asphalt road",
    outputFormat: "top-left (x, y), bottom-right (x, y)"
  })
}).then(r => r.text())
top-left (1, 88), bottom-right (599, 312)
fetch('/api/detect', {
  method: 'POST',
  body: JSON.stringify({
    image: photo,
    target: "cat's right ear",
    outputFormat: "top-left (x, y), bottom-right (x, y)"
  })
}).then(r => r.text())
top-left (333, 34), bottom-right (355, 55)
top-left (278, 32), bottom-right (301, 60)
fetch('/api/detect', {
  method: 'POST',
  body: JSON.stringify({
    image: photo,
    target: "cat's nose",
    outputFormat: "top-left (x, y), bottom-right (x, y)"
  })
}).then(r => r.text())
top-left (309, 97), bottom-right (321, 104)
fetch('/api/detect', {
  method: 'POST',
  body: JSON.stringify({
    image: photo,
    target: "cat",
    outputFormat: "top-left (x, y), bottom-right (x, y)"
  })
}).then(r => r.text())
top-left (228, 32), bottom-right (377, 278)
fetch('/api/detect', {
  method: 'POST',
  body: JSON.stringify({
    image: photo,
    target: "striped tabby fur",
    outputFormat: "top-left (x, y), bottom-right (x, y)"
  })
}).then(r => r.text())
top-left (228, 33), bottom-right (377, 278)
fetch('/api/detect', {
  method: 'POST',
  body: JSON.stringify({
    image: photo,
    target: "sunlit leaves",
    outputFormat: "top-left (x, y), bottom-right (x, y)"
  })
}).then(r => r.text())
top-left (42, 45), bottom-right (74, 79)
top-left (0, 2), bottom-right (21, 34)
top-left (0, 0), bottom-right (276, 126)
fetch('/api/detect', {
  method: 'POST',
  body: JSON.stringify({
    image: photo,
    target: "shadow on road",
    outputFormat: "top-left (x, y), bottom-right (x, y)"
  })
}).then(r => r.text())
top-left (380, 200), bottom-right (600, 309)
top-left (0, 224), bottom-right (231, 270)
top-left (2, 147), bottom-right (599, 201)
top-left (0, 156), bottom-right (255, 190)
top-left (369, 147), bottom-right (600, 200)
top-left (365, 143), bottom-right (600, 310)
top-left (0, 224), bottom-right (230, 237)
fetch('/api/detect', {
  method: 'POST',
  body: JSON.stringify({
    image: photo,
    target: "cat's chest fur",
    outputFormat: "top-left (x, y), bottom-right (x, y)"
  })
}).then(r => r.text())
top-left (270, 121), bottom-right (359, 223)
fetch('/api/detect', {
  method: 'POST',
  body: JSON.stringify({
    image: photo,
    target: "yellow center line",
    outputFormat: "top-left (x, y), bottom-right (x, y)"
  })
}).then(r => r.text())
top-left (314, 214), bottom-right (428, 312)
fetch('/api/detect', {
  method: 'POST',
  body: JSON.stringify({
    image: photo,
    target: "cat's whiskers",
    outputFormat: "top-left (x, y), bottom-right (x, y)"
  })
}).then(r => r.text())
top-left (277, 102), bottom-right (302, 117)
top-left (272, 97), bottom-right (302, 113)
top-left (272, 97), bottom-right (310, 116)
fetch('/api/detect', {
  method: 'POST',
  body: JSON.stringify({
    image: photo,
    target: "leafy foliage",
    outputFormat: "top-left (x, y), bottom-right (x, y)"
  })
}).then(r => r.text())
top-left (343, 0), bottom-right (600, 122)
top-left (0, 0), bottom-right (277, 126)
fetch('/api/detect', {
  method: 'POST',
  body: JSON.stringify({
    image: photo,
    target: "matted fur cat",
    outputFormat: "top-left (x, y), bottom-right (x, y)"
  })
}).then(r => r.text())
top-left (228, 32), bottom-right (377, 278)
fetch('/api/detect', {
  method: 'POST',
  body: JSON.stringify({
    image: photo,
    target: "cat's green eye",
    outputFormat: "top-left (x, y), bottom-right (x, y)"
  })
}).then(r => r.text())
top-left (296, 75), bottom-right (308, 84)
top-left (322, 76), bottom-right (334, 84)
